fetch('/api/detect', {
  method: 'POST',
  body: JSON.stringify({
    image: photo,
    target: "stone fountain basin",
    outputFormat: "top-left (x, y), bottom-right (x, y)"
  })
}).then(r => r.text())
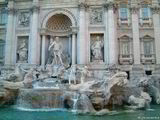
top-left (16, 89), bottom-right (65, 109)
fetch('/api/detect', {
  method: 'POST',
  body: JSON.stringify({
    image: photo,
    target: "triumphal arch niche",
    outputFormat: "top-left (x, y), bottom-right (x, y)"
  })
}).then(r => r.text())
top-left (40, 9), bottom-right (77, 66)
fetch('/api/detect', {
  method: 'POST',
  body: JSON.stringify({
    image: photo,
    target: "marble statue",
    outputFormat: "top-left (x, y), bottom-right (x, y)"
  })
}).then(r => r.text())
top-left (91, 36), bottom-right (104, 61)
top-left (17, 40), bottom-right (28, 63)
top-left (23, 67), bottom-right (38, 87)
top-left (0, 64), bottom-right (25, 82)
top-left (79, 66), bottom-right (89, 84)
top-left (69, 65), bottom-right (77, 84)
top-left (48, 37), bottom-right (63, 65)
top-left (128, 91), bottom-right (151, 109)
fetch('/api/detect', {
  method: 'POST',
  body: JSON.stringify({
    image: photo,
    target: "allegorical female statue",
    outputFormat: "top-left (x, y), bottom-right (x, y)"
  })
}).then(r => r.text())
top-left (91, 36), bottom-right (104, 61)
top-left (17, 40), bottom-right (28, 63)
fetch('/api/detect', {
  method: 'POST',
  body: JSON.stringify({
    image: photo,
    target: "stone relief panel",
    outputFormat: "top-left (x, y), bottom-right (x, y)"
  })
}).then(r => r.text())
top-left (90, 34), bottom-right (104, 62)
top-left (18, 12), bottom-right (30, 27)
top-left (90, 7), bottom-right (103, 25)
top-left (17, 36), bottom-right (28, 63)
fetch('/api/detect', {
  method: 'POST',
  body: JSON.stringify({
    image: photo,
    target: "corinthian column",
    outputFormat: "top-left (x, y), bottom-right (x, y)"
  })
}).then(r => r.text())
top-left (5, 1), bottom-right (16, 65)
top-left (107, 3), bottom-right (117, 64)
top-left (104, 5), bottom-right (109, 64)
top-left (29, 0), bottom-right (40, 64)
top-left (131, 7), bottom-right (140, 64)
top-left (152, 5), bottom-right (160, 64)
top-left (77, 3), bottom-right (87, 64)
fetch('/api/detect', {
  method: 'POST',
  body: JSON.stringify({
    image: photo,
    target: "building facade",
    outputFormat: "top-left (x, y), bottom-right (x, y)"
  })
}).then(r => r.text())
top-left (0, 0), bottom-right (160, 79)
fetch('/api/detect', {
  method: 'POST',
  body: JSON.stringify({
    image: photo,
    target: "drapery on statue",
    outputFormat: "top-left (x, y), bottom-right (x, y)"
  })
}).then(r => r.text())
top-left (17, 40), bottom-right (28, 63)
top-left (91, 36), bottom-right (104, 60)
top-left (48, 37), bottom-right (63, 65)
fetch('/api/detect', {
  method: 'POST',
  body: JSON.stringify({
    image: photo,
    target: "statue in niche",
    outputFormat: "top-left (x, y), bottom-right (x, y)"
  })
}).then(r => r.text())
top-left (90, 8), bottom-right (103, 24)
top-left (17, 39), bottom-right (28, 63)
top-left (91, 36), bottom-right (104, 61)
top-left (48, 37), bottom-right (63, 65)
top-left (18, 12), bottom-right (30, 27)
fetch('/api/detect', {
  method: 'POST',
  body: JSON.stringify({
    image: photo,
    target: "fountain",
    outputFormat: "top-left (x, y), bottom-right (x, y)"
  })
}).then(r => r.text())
top-left (0, 62), bottom-right (160, 116)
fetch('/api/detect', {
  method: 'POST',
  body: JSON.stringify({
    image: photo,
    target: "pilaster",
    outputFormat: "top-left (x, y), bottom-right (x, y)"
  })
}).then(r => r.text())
top-left (105, 2), bottom-right (117, 64)
top-left (104, 5), bottom-right (109, 64)
top-left (152, 5), bottom-right (160, 64)
top-left (130, 6), bottom-right (141, 64)
top-left (29, 0), bottom-right (40, 64)
top-left (5, 1), bottom-right (16, 65)
top-left (77, 2), bottom-right (88, 64)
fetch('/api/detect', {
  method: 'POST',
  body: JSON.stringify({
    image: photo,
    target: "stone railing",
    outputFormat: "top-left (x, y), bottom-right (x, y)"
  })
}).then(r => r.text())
top-left (141, 54), bottom-right (156, 64)
top-left (117, 17), bottom-right (131, 26)
top-left (139, 17), bottom-right (152, 26)
top-left (119, 54), bottom-right (133, 65)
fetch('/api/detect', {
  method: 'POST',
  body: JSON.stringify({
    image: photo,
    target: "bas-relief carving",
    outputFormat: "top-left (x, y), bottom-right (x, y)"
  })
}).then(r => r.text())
top-left (90, 8), bottom-right (103, 25)
top-left (18, 12), bottom-right (30, 27)
top-left (17, 37), bottom-right (28, 63)
top-left (90, 34), bottom-right (104, 62)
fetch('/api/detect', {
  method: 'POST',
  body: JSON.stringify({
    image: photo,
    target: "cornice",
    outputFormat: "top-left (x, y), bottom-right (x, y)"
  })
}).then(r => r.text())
top-left (151, 5), bottom-right (160, 14)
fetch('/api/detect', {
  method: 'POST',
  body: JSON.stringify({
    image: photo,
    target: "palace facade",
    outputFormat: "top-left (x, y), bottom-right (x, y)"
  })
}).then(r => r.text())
top-left (0, 0), bottom-right (160, 79)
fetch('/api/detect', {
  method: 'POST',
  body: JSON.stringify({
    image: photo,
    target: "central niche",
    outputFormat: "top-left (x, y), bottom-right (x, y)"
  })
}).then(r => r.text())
top-left (46, 14), bottom-right (72, 33)
top-left (46, 14), bottom-right (73, 65)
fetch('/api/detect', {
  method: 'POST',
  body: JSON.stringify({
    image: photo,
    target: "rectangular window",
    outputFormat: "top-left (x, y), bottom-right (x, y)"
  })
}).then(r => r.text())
top-left (141, 8), bottom-right (149, 20)
top-left (122, 41), bottom-right (130, 56)
top-left (0, 8), bottom-right (7, 25)
top-left (120, 8), bottom-right (128, 20)
top-left (143, 40), bottom-right (153, 57)
top-left (0, 42), bottom-right (5, 59)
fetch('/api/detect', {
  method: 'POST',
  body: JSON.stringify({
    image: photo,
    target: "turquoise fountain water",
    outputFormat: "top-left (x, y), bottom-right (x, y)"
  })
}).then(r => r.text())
top-left (0, 105), bottom-right (160, 120)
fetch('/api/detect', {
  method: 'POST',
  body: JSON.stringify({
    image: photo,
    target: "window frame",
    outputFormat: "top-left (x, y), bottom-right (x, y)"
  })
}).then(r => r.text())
top-left (0, 8), bottom-right (7, 25)
top-left (0, 40), bottom-right (5, 60)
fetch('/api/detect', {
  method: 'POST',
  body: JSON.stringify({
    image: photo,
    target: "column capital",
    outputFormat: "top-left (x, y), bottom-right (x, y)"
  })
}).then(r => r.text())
top-left (130, 7), bottom-right (139, 14)
top-left (78, 2), bottom-right (88, 10)
top-left (151, 6), bottom-right (160, 14)
top-left (31, 5), bottom-right (40, 13)
top-left (103, 1), bottom-right (115, 10)
top-left (7, 8), bottom-right (17, 15)
top-left (71, 26), bottom-right (78, 34)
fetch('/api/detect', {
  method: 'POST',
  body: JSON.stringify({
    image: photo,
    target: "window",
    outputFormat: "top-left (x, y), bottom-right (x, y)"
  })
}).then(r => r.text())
top-left (121, 41), bottom-right (130, 57)
top-left (119, 36), bottom-right (132, 58)
top-left (140, 36), bottom-right (155, 64)
top-left (143, 40), bottom-right (153, 56)
top-left (120, 8), bottom-right (128, 20)
top-left (0, 40), bottom-right (5, 60)
top-left (141, 7), bottom-right (150, 20)
top-left (145, 71), bottom-right (152, 76)
top-left (119, 36), bottom-right (133, 64)
top-left (0, 8), bottom-right (7, 25)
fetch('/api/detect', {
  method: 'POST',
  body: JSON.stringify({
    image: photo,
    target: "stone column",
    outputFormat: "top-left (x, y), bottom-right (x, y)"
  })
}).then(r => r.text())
top-left (5, 1), bottom-right (15, 65)
top-left (104, 5), bottom-right (109, 64)
top-left (152, 7), bottom-right (160, 64)
top-left (72, 33), bottom-right (76, 65)
top-left (41, 35), bottom-right (46, 65)
top-left (131, 7), bottom-right (141, 64)
top-left (29, 0), bottom-right (40, 64)
top-left (77, 3), bottom-right (87, 64)
top-left (107, 3), bottom-right (117, 64)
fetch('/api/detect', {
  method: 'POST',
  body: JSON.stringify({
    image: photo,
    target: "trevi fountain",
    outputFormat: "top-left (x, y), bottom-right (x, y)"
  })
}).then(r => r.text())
top-left (1, 0), bottom-right (160, 120)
